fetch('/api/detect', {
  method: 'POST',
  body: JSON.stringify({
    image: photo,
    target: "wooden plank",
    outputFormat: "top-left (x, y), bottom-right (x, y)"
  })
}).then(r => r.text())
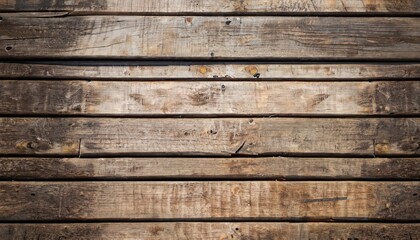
top-left (1, 15), bottom-right (419, 60)
top-left (1, 223), bottom-right (419, 240)
top-left (0, 157), bottom-right (418, 180)
top-left (0, 181), bottom-right (418, 221)
top-left (1, 118), bottom-right (418, 156)
top-left (1, 0), bottom-right (420, 14)
top-left (1, 80), bottom-right (419, 116)
top-left (1, 63), bottom-right (419, 80)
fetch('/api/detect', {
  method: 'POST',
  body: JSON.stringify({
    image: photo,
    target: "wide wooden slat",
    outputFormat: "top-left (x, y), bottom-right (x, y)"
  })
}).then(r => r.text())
top-left (1, 223), bottom-right (419, 240)
top-left (1, 0), bottom-right (420, 14)
top-left (1, 63), bottom-right (420, 80)
top-left (1, 118), bottom-right (418, 156)
top-left (0, 181), bottom-right (418, 221)
top-left (1, 15), bottom-right (419, 60)
top-left (1, 157), bottom-right (418, 180)
top-left (1, 80), bottom-right (419, 116)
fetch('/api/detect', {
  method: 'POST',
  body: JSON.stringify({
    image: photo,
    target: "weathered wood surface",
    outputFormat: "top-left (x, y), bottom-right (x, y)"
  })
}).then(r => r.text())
top-left (1, 223), bottom-right (419, 240)
top-left (0, 181), bottom-right (418, 221)
top-left (1, 118), bottom-right (418, 156)
top-left (1, 0), bottom-right (420, 14)
top-left (1, 157), bottom-right (418, 180)
top-left (1, 15), bottom-right (419, 60)
top-left (1, 81), bottom-right (419, 116)
top-left (2, 63), bottom-right (419, 80)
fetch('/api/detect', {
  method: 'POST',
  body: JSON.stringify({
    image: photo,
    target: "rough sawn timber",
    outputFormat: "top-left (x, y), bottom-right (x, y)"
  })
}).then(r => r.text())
top-left (1, 15), bottom-right (419, 60)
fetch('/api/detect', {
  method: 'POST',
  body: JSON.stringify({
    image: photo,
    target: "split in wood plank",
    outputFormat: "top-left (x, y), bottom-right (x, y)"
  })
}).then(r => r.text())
top-left (1, 80), bottom-right (418, 116)
top-left (1, 222), bottom-right (419, 240)
top-left (1, 63), bottom-right (419, 80)
top-left (0, 157), bottom-right (418, 180)
top-left (0, 181), bottom-right (418, 221)
top-left (1, 118), bottom-right (418, 156)
top-left (1, 15), bottom-right (419, 60)
top-left (1, 0), bottom-right (419, 14)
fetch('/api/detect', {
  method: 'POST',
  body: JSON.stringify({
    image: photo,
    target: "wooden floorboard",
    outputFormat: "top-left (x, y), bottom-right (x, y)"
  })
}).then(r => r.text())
top-left (1, 118), bottom-right (419, 156)
top-left (1, 157), bottom-right (418, 180)
top-left (1, 223), bottom-right (419, 240)
top-left (1, 80), bottom-right (418, 116)
top-left (1, 0), bottom-right (419, 14)
top-left (0, 181), bottom-right (418, 221)
top-left (1, 15), bottom-right (419, 59)
top-left (1, 63), bottom-right (419, 80)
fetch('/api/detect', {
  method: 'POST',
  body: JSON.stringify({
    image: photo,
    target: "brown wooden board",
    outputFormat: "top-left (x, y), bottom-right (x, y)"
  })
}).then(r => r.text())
top-left (1, 80), bottom-right (419, 116)
top-left (1, 118), bottom-right (419, 156)
top-left (1, 0), bottom-right (420, 14)
top-left (1, 222), bottom-right (419, 240)
top-left (0, 157), bottom-right (418, 180)
top-left (1, 63), bottom-right (419, 80)
top-left (1, 15), bottom-right (419, 60)
top-left (0, 181), bottom-right (418, 221)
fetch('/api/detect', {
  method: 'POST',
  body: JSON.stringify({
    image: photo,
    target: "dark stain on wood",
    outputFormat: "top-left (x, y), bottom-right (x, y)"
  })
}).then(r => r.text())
top-left (0, 158), bottom-right (95, 180)
top-left (188, 86), bottom-right (218, 106)
top-left (357, 82), bottom-right (419, 114)
top-left (308, 93), bottom-right (330, 110)
top-left (361, 158), bottom-right (420, 179)
top-left (376, 183), bottom-right (420, 220)
top-left (375, 119), bottom-right (420, 155)
top-left (384, 0), bottom-right (420, 11)
top-left (14, 0), bottom-right (107, 10)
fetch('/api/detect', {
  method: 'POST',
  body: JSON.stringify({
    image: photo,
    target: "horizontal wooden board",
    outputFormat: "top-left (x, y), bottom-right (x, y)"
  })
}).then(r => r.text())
top-left (1, 0), bottom-right (420, 14)
top-left (0, 181), bottom-right (418, 221)
top-left (1, 15), bottom-right (419, 60)
top-left (1, 223), bottom-right (419, 240)
top-left (1, 80), bottom-right (419, 116)
top-left (1, 118), bottom-right (418, 156)
top-left (1, 157), bottom-right (418, 180)
top-left (1, 63), bottom-right (420, 80)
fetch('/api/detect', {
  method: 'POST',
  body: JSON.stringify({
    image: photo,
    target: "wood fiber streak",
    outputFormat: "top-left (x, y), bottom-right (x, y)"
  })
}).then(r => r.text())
top-left (1, 0), bottom-right (420, 14)
top-left (1, 81), bottom-right (419, 116)
top-left (1, 63), bottom-right (419, 80)
top-left (0, 157), bottom-right (418, 180)
top-left (0, 182), bottom-right (418, 221)
top-left (0, 223), bottom-right (419, 240)
top-left (1, 15), bottom-right (419, 59)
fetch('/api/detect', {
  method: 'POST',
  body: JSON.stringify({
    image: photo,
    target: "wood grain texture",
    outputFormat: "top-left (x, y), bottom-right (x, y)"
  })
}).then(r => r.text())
top-left (1, 15), bottom-right (419, 60)
top-left (1, 0), bottom-right (419, 14)
top-left (1, 118), bottom-right (418, 156)
top-left (1, 223), bottom-right (419, 240)
top-left (1, 63), bottom-right (419, 80)
top-left (0, 181), bottom-right (418, 221)
top-left (1, 81), bottom-right (419, 116)
top-left (0, 157), bottom-right (418, 180)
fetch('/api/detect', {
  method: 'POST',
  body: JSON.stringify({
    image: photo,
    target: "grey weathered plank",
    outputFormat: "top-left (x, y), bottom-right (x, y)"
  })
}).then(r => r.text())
top-left (1, 80), bottom-right (418, 116)
top-left (1, 0), bottom-right (419, 14)
top-left (1, 15), bottom-right (419, 59)
top-left (0, 181), bottom-right (418, 221)
top-left (1, 63), bottom-right (419, 80)
top-left (1, 223), bottom-right (419, 240)
top-left (0, 157), bottom-right (418, 180)
top-left (1, 118), bottom-right (418, 156)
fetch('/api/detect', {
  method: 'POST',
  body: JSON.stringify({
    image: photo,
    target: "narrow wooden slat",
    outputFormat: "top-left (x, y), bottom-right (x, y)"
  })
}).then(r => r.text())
top-left (0, 157), bottom-right (418, 180)
top-left (1, 0), bottom-right (419, 14)
top-left (1, 80), bottom-right (418, 116)
top-left (1, 118), bottom-right (418, 156)
top-left (1, 15), bottom-right (419, 60)
top-left (1, 223), bottom-right (419, 240)
top-left (1, 63), bottom-right (419, 80)
top-left (0, 181), bottom-right (418, 221)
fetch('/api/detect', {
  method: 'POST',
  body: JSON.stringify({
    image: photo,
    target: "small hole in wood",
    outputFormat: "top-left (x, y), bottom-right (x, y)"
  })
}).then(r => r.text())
top-left (253, 73), bottom-right (261, 78)
top-left (30, 193), bottom-right (36, 196)
top-left (221, 84), bottom-right (226, 89)
top-left (225, 20), bottom-right (232, 25)
top-left (5, 46), bottom-right (12, 51)
top-left (414, 193), bottom-right (418, 196)
top-left (0, 16), bottom-right (3, 21)
top-left (235, 227), bottom-right (239, 231)
top-left (210, 52), bottom-right (214, 57)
